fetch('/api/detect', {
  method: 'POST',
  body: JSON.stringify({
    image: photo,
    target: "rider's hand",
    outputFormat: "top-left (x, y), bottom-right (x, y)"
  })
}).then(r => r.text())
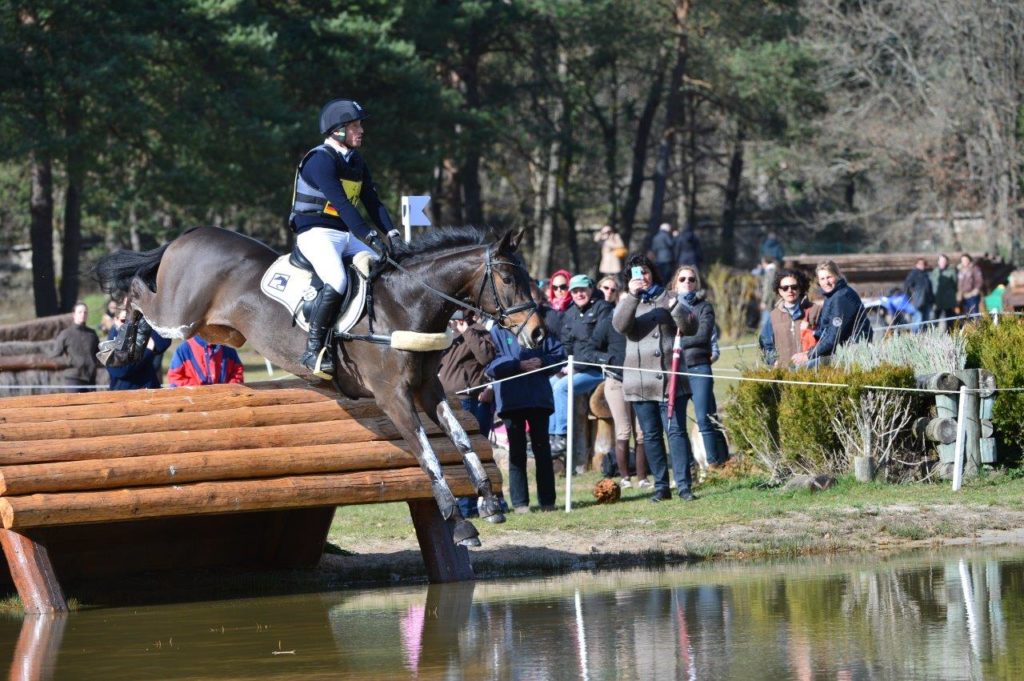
top-left (367, 232), bottom-right (389, 259)
top-left (386, 229), bottom-right (403, 250)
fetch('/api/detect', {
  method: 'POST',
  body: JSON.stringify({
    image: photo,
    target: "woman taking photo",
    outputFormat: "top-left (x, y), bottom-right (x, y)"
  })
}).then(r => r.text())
top-left (758, 268), bottom-right (821, 369)
top-left (672, 265), bottom-right (727, 467)
top-left (612, 255), bottom-right (698, 502)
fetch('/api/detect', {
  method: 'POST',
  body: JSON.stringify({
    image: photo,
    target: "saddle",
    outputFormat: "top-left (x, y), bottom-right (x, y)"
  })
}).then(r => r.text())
top-left (260, 249), bottom-right (372, 335)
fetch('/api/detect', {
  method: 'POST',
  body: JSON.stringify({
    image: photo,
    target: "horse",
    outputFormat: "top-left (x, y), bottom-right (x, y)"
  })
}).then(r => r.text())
top-left (94, 226), bottom-right (546, 548)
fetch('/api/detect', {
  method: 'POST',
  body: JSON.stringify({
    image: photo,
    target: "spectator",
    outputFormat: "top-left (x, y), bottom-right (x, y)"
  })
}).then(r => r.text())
top-left (543, 269), bottom-right (573, 338)
top-left (931, 253), bottom-right (958, 330)
top-left (650, 222), bottom-right (677, 283)
top-left (673, 223), bottom-right (704, 269)
top-left (548, 274), bottom-right (613, 457)
top-left (612, 254), bottom-right (699, 502)
top-left (757, 256), bottom-right (778, 332)
top-left (438, 309), bottom-right (501, 521)
top-left (759, 268), bottom-right (821, 369)
top-left (792, 261), bottom-right (871, 368)
top-left (486, 325), bottom-right (566, 513)
top-left (879, 288), bottom-right (917, 330)
top-left (106, 311), bottom-right (171, 390)
top-left (759, 231), bottom-right (785, 263)
top-left (903, 257), bottom-right (934, 332)
top-left (594, 225), bottom-right (626, 278)
top-left (592, 278), bottom-right (649, 488)
top-left (167, 335), bottom-right (245, 387)
top-left (957, 253), bottom-right (984, 319)
top-left (672, 265), bottom-right (726, 466)
top-left (50, 301), bottom-right (99, 393)
top-left (98, 298), bottom-right (119, 337)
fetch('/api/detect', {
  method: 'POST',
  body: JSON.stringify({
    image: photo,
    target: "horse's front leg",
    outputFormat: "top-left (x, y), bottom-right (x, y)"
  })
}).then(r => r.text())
top-left (418, 381), bottom-right (506, 524)
top-left (377, 387), bottom-right (481, 548)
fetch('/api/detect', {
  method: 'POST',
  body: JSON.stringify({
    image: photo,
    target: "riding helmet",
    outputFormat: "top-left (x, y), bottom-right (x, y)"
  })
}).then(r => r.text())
top-left (319, 99), bottom-right (369, 135)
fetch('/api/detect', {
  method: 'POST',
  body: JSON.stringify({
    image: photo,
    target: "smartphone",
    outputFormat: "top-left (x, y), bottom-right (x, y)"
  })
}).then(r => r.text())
top-left (631, 266), bottom-right (644, 280)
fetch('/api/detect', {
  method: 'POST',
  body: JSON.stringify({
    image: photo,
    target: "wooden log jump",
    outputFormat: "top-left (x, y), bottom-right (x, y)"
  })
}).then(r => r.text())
top-left (0, 381), bottom-right (502, 613)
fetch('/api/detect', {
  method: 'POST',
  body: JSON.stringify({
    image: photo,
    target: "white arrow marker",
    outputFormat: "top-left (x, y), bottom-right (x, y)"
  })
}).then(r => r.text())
top-left (401, 195), bottom-right (431, 241)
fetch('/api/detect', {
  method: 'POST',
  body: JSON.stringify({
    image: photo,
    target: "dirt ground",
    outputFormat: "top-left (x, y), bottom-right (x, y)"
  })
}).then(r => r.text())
top-left (317, 502), bottom-right (1024, 588)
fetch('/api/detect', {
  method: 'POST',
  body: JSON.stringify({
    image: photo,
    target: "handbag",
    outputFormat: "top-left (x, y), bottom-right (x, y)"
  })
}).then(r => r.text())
top-left (612, 246), bottom-right (628, 259)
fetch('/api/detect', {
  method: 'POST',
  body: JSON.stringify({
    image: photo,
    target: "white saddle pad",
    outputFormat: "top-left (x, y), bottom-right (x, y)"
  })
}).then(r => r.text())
top-left (259, 253), bottom-right (369, 334)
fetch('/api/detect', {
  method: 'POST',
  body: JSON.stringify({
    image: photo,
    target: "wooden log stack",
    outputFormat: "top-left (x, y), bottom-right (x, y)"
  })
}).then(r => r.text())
top-left (0, 382), bottom-right (501, 613)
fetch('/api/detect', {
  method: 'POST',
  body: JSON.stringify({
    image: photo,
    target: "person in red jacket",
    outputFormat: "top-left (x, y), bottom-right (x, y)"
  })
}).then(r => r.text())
top-left (167, 336), bottom-right (245, 387)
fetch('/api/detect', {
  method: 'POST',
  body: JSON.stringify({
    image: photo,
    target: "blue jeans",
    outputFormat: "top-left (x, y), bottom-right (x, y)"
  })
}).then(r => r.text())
top-left (633, 399), bottom-right (693, 495)
top-left (687, 364), bottom-right (724, 465)
top-left (456, 397), bottom-right (494, 518)
top-left (548, 370), bottom-right (604, 435)
top-left (962, 295), bottom-right (981, 318)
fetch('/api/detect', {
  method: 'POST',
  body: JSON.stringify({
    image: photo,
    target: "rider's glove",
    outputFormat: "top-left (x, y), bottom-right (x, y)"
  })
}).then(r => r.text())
top-left (367, 232), bottom-right (389, 259)
top-left (386, 229), bottom-right (403, 251)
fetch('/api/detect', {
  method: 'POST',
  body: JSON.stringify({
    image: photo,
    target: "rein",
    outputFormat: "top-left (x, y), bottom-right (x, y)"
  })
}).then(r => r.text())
top-left (382, 244), bottom-right (538, 335)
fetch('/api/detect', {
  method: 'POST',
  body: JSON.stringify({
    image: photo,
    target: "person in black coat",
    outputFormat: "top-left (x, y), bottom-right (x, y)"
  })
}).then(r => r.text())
top-left (486, 326), bottom-right (566, 513)
top-left (548, 274), bottom-right (613, 455)
top-left (903, 257), bottom-right (935, 332)
top-left (793, 260), bottom-right (872, 367)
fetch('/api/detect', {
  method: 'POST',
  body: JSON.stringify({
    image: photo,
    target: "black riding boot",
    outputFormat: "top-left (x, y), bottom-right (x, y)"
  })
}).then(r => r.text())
top-left (300, 284), bottom-right (344, 378)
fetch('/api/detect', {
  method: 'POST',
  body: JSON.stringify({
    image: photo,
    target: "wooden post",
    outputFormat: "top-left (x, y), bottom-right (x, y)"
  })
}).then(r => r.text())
top-left (853, 456), bottom-right (874, 482)
top-left (931, 373), bottom-right (962, 470)
top-left (0, 530), bottom-right (66, 614)
top-left (406, 500), bottom-right (474, 583)
top-left (9, 612), bottom-right (67, 681)
top-left (955, 369), bottom-right (981, 477)
top-left (952, 386), bottom-right (968, 492)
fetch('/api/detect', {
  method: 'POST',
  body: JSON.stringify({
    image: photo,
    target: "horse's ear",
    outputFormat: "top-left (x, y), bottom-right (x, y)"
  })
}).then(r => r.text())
top-left (499, 229), bottom-right (524, 252)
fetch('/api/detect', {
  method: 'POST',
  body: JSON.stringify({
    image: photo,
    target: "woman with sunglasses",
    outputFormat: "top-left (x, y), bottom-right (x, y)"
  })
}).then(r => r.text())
top-left (613, 254), bottom-right (698, 502)
top-left (759, 268), bottom-right (821, 368)
top-left (672, 265), bottom-right (727, 467)
top-left (543, 269), bottom-right (574, 338)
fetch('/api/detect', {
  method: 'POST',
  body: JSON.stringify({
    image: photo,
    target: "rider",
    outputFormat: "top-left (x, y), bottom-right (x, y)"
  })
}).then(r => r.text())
top-left (289, 98), bottom-right (403, 376)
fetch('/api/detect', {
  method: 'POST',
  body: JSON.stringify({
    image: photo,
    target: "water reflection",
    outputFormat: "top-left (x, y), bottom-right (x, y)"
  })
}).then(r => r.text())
top-left (3, 548), bottom-right (1023, 680)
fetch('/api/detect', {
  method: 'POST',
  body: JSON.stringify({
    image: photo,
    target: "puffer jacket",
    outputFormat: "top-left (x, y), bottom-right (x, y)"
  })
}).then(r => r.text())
top-left (808, 279), bottom-right (871, 360)
top-left (678, 290), bottom-right (714, 368)
top-left (559, 298), bottom-right (614, 372)
top-left (612, 288), bottom-right (697, 402)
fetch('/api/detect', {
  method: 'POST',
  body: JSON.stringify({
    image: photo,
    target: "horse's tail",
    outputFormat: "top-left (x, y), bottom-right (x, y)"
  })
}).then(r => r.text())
top-left (94, 243), bottom-right (171, 298)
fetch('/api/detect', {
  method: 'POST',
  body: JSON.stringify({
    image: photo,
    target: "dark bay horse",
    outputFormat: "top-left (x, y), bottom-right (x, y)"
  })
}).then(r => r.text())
top-left (94, 226), bottom-right (545, 547)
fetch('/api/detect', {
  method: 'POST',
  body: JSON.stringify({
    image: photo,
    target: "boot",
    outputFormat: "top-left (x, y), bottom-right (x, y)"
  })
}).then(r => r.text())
top-left (300, 284), bottom-right (344, 378)
top-left (614, 439), bottom-right (630, 485)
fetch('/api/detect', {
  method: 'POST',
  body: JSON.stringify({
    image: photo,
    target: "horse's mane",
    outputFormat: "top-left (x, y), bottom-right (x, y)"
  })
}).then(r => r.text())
top-left (391, 226), bottom-right (496, 262)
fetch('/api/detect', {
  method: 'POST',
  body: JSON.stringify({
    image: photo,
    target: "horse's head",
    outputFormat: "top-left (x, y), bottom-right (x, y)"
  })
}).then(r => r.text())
top-left (481, 230), bottom-right (546, 348)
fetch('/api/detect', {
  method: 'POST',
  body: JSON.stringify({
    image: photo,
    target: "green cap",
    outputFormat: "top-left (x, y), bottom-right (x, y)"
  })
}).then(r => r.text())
top-left (568, 274), bottom-right (593, 290)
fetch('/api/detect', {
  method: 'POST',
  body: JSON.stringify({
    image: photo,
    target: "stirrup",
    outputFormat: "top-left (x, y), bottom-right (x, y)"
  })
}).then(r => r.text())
top-left (302, 347), bottom-right (334, 379)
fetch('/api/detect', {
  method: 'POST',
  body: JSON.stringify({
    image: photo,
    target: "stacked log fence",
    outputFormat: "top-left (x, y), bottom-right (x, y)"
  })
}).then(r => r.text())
top-left (0, 381), bottom-right (500, 612)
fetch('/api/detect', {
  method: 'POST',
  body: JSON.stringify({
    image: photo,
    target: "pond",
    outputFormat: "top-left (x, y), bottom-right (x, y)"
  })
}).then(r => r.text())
top-left (3, 547), bottom-right (1022, 680)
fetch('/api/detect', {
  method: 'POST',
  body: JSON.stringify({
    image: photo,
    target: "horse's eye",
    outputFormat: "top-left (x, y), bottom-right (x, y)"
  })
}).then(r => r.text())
top-left (501, 275), bottom-right (513, 285)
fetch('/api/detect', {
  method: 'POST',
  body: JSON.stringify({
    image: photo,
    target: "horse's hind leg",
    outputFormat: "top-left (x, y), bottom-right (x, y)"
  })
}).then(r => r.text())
top-left (418, 381), bottom-right (506, 524)
top-left (97, 281), bottom-right (158, 367)
top-left (376, 386), bottom-right (481, 548)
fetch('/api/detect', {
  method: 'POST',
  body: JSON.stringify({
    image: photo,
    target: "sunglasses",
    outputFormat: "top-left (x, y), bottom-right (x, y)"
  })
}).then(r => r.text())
top-left (779, 284), bottom-right (800, 292)
top-left (600, 285), bottom-right (618, 291)
top-left (552, 284), bottom-right (569, 291)
top-left (678, 276), bottom-right (696, 283)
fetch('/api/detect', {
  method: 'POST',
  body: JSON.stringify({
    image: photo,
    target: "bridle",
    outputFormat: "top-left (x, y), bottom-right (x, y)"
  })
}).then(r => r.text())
top-left (383, 244), bottom-right (539, 339)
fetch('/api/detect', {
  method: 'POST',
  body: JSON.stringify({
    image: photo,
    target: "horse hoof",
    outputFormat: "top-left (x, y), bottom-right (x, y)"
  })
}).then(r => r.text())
top-left (452, 519), bottom-right (479, 546)
top-left (95, 348), bottom-right (114, 367)
top-left (477, 496), bottom-right (504, 519)
top-left (485, 513), bottom-right (506, 525)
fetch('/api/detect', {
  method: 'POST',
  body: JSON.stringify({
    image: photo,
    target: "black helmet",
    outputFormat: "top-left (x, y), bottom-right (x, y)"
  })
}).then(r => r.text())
top-left (319, 99), bottom-right (368, 135)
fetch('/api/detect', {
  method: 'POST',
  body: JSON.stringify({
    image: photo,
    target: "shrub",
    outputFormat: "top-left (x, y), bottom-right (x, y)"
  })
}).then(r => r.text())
top-left (704, 264), bottom-right (758, 340)
top-left (724, 363), bottom-right (923, 477)
top-left (832, 326), bottom-right (966, 375)
top-left (965, 317), bottom-right (1024, 458)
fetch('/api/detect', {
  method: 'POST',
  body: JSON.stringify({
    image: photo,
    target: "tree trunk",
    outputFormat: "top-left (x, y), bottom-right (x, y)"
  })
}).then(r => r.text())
top-left (646, 0), bottom-right (690, 247)
top-left (29, 152), bottom-right (59, 317)
top-left (460, 51), bottom-right (484, 226)
top-left (619, 57), bottom-right (665, 252)
top-left (720, 129), bottom-right (744, 266)
top-left (60, 108), bottom-right (84, 311)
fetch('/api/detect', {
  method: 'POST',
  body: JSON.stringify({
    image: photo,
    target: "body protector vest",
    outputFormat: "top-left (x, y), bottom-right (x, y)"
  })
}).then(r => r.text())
top-left (289, 145), bottom-right (365, 226)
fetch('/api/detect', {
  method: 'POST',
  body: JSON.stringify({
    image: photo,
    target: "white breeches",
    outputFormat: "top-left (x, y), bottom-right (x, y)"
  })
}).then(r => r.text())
top-left (296, 227), bottom-right (376, 292)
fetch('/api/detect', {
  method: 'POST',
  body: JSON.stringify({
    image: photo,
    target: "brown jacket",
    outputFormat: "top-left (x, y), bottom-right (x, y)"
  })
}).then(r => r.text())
top-left (957, 263), bottom-right (983, 299)
top-left (612, 289), bottom-right (697, 402)
top-left (438, 325), bottom-right (495, 398)
top-left (768, 300), bottom-right (821, 368)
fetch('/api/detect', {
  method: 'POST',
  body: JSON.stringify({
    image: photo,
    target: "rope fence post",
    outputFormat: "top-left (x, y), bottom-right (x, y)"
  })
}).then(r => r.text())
top-left (952, 386), bottom-right (968, 492)
top-left (565, 354), bottom-right (575, 512)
